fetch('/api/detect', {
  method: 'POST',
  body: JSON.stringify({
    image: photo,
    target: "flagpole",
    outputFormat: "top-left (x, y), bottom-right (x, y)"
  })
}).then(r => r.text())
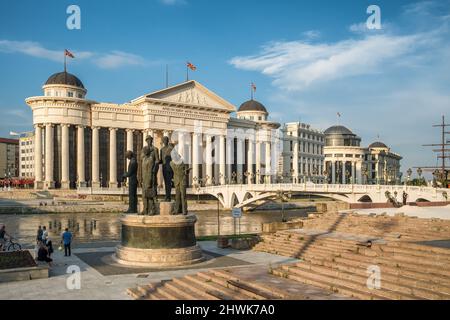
top-left (166, 64), bottom-right (169, 88)
top-left (186, 64), bottom-right (189, 82)
top-left (251, 84), bottom-right (253, 100)
top-left (64, 52), bottom-right (67, 73)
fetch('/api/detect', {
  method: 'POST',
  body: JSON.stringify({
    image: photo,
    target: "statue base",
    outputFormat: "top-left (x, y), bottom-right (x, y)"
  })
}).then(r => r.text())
top-left (114, 213), bottom-right (204, 267)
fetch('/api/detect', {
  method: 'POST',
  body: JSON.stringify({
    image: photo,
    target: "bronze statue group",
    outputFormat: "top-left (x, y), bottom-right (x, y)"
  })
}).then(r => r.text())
top-left (122, 135), bottom-right (190, 215)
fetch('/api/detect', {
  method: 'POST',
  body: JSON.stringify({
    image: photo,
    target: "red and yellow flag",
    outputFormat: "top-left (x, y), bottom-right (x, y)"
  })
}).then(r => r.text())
top-left (187, 61), bottom-right (197, 71)
top-left (65, 49), bottom-right (75, 58)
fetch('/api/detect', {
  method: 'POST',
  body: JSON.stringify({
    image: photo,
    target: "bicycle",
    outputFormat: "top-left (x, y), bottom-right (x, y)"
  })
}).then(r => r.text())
top-left (1, 237), bottom-right (22, 251)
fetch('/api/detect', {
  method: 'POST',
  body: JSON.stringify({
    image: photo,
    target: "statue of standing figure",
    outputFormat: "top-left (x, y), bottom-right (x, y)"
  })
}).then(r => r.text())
top-left (122, 151), bottom-right (138, 214)
top-left (170, 148), bottom-right (191, 215)
top-left (160, 136), bottom-right (174, 202)
top-left (140, 136), bottom-right (160, 215)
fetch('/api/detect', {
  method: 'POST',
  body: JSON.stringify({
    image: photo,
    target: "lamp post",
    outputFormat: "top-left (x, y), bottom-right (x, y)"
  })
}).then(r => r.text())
top-left (276, 190), bottom-right (291, 223)
top-left (407, 168), bottom-right (412, 185)
top-left (417, 167), bottom-right (423, 186)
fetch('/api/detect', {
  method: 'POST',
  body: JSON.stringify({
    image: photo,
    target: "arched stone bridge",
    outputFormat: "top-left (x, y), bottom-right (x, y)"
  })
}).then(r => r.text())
top-left (196, 183), bottom-right (449, 210)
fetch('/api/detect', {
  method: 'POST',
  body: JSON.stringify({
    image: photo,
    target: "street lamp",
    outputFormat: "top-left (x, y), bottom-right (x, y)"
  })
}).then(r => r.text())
top-left (407, 168), bottom-right (412, 185)
top-left (417, 167), bottom-right (423, 185)
top-left (276, 191), bottom-right (292, 223)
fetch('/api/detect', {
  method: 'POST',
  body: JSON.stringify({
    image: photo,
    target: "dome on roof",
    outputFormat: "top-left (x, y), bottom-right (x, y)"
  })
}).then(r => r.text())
top-left (238, 99), bottom-right (268, 113)
top-left (324, 125), bottom-right (354, 135)
top-left (45, 72), bottom-right (85, 89)
top-left (369, 141), bottom-right (388, 149)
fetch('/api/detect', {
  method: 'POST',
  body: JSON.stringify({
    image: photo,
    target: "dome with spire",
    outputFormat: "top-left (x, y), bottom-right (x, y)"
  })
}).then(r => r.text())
top-left (369, 141), bottom-right (388, 149)
top-left (45, 71), bottom-right (85, 89)
top-left (238, 99), bottom-right (268, 114)
top-left (324, 125), bottom-right (361, 147)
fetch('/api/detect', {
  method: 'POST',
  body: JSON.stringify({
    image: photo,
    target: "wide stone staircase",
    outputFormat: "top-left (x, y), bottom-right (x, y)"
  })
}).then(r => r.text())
top-left (300, 212), bottom-right (450, 241)
top-left (127, 265), bottom-right (349, 300)
top-left (253, 228), bottom-right (450, 300)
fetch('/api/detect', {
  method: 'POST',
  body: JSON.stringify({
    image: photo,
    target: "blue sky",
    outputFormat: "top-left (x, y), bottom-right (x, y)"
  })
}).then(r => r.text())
top-left (0, 0), bottom-right (449, 175)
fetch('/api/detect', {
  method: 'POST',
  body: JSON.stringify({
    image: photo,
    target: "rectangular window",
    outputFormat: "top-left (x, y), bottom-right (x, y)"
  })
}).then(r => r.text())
top-left (67, 91), bottom-right (74, 97)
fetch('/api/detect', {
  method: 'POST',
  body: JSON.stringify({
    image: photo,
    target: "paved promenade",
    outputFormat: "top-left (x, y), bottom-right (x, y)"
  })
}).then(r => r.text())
top-left (0, 241), bottom-right (297, 300)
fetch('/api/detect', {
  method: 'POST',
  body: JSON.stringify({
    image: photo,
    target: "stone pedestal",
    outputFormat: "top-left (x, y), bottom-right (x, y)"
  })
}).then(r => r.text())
top-left (159, 201), bottom-right (174, 216)
top-left (114, 214), bottom-right (204, 267)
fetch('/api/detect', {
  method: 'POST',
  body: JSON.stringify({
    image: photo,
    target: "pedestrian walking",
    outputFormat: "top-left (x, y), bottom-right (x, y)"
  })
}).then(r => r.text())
top-left (61, 228), bottom-right (72, 257)
top-left (42, 226), bottom-right (48, 245)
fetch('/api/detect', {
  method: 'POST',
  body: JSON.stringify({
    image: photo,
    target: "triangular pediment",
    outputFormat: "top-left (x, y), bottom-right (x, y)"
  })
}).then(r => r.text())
top-left (139, 81), bottom-right (236, 112)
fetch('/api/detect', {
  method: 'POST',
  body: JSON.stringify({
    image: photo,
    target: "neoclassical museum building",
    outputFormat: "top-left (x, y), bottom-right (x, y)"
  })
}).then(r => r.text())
top-left (26, 71), bottom-right (287, 190)
top-left (323, 125), bottom-right (402, 185)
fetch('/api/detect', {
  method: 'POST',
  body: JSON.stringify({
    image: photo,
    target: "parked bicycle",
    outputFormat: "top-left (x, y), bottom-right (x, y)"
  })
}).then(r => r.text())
top-left (1, 237), bottom-right (22, 251)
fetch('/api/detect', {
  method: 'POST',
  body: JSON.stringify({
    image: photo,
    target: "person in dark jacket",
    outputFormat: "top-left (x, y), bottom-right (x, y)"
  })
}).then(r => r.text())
top-left (36, 226), bottom-right (43, 243)
top-left (37, 242), bottom-right (53, 266)
top-left (122, 150), bottom-right (138, 214)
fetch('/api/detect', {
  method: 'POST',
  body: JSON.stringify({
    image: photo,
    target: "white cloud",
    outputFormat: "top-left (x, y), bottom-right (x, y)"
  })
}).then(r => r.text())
top-left (230, 33), bottom-right (429, 91)
top-left (0, 40), bottom-right (149, 69)
top-left (229, 1), bottom-right (450, 172)
top-left (94, 51), bottom-right (146, 69)
top-left (0, 40), bottom-right (93, 62)
top-left (302, 30), bottom-right (321, 39)
top-left (159, 0), bottom-right (186, 5)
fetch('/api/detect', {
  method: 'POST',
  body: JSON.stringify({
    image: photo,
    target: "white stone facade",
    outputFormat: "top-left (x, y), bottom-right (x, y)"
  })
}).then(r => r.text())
top-left (281, 122), bottom-right (325, 183)
top-left (26, 72), bottom-right (285, 190)
top-left (19, 132), bottom-right (35, 178)
top-left (323, 126), bottom-right (402, 185)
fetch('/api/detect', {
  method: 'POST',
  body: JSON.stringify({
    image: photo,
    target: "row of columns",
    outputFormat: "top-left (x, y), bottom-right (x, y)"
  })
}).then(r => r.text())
top-left (34, 124), bottom-right (275, 189)
top-left (329, 161), bottom-right (363, 184)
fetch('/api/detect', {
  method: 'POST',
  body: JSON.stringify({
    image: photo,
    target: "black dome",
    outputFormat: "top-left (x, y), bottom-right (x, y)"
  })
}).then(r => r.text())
top-left (324, 125), bottom-right (354, 135)
top-left (45, 72), bottom-right (85, 89)
top-left (369, 141), bottom-right (388, 149)
top-left (238, 99), bottom-right (268, 113)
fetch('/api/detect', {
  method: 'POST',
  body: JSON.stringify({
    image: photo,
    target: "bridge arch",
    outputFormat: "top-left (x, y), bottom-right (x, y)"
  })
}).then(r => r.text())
top-left (358, 195), bottom-right (373, 203)
top-left (230, 193), bottom-right (239, 207)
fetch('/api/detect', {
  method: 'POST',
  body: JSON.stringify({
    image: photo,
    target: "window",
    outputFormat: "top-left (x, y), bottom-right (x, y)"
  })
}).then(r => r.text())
top-left (78, 93), bottom-right (83, 98)
top-left (258, 116), bottom-right (262, 120)
top-left (67, 91), bottom-right (74, 97)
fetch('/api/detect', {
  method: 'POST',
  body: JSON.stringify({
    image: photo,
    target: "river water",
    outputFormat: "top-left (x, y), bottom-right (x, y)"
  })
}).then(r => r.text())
top-left (0, 209), bottom-right (310, 246)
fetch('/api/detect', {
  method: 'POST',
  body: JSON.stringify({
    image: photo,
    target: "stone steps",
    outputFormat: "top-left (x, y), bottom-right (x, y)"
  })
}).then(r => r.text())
top-left (278, 264), bottom-right (417, 300)
top-left (291, 261), bottom-right (447, 300)
top-left (309, 257), bottom-right (450, 297)
top-left (303, 253), bottom-right (450, 292)
top-left (255, 225), bottom-right (450, 300)
top-left (271, 267), bottom-right (380, 300)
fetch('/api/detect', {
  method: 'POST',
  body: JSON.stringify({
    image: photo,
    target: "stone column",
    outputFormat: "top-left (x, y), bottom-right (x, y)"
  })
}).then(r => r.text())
top-left (109, 128), bottom-right (117, 188)
top-left (192, 132), bottom-right (201, 186)
top-left (265, 141), bottom-right (271, 183)
top-left (77, 126), bottom-right (86, 187)
top-left (342, 161), bottom-right (346, 184)
top-left (236, 138), bottom-right (244, 184)
top-left (255, 141), bottom-right (261, 184)
top-left (142, 130), bottom-right (147, 148)
top-left (205, 134), bottom-right (213, 185)
top-left (351, 161), bottom-right (356, 184)
top-left (44, 123), bottom-right (54, 189)
top-left (219, 135), bottom-right (226, 185)
top-left (178, 131), bottom-right (186, 163)
top-left (61, 124), bottom-right (70, 189)
top-left (126, 129), bottom-right (134, 167)
top-left (331, 161), bottom-right (336, 184)
top-left (293, 140), bottom-right (299, 183)
top-left (34, 125), bottom-right (43, 188)
top-left (356, 161), bottom-right (362, 184)
top-left (91, 127), bottom-right (100, 188)
top-left (247, 138), bottom-right (254, 184)
top-left (226, 136), bottom-right (234, 183)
